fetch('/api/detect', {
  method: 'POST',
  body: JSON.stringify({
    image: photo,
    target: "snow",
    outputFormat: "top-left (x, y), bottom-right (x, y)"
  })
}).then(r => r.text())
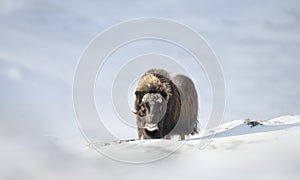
top-left (4, 115), bottom-right (298, 180)
top-left (86, 115), bottom-right (300, 179)
top-left (87, 115), bottom-right (300, 179)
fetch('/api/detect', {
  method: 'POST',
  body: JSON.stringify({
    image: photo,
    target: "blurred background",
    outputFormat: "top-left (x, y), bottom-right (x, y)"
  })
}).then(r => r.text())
top-left (0, 0), bottom-right (299, 179)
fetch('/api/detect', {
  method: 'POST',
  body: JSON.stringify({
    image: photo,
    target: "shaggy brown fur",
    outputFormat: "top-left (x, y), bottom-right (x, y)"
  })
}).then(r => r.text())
top-left (172, 74), bottom-right (199, 136)
top-left (134, 68), bottom-right (199, 140)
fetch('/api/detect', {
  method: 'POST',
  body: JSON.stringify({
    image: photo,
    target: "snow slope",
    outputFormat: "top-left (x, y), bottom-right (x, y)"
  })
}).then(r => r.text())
top-left (76, 115), bottom-right (300, 180)
top-left (1, 115), bottom-right (299, 180)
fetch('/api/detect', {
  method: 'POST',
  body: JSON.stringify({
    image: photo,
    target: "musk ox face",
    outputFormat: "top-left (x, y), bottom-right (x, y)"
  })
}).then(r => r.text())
top-left (134, 93), bottom-right (167, 132)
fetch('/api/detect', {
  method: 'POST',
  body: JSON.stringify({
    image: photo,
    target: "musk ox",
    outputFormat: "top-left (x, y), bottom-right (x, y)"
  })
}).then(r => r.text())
top-left (133, 68), bottom-right (198, 140)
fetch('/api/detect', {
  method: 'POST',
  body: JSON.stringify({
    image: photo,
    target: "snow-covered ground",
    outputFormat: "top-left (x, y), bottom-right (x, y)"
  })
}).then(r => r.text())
top-left (2, 115), bottom-right (299, 180)
top-left (71, 115), bottom-right (300, 180)
top-left (93, 115), bottom-right (300, 164)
